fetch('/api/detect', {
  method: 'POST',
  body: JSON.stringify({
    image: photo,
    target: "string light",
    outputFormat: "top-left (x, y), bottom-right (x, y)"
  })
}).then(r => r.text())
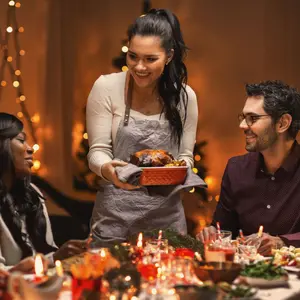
top-left (194, 154), bottom-right (201, 161)
top-left (189, 187), bottom-right (195, 193)
top-left (121, 46), bottom-right (128, 53)
top-left (33, 160), bottom-right (41, 170)
top-left (0, 0), bottom-right (40, 171)
top-left (83, 132), bottom-right (88, 139)
top-left (122, 66), bottom-right (128, 72)
top-left (33, 144), bottom-right (40, 152)
top-left (192, 167), bottom-right (198, 174)
top-left (12, 80), bottom-right (19, 87)
top-left (31, 113), bottom-right (40, 123)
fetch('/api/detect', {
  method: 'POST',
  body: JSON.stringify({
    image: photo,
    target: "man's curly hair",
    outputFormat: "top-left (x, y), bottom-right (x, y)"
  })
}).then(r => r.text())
top-left (246, 80), bottom-right (300, 139)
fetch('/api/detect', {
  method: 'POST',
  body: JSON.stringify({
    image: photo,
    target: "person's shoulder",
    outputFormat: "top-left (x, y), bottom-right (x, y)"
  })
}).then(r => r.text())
top-left (227, 152), bottom-right (258, 168)
top-left (93, 71), bottom-right (126, 91)
top-left (184, 84), bottom-right (197, 101)
top-left (30, 183), bottom-right (45, 203)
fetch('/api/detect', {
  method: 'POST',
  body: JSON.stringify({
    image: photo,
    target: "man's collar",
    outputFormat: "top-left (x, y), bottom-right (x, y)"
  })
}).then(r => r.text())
top-left (281, 141), bottom-right (300, 173)
top-left (255, 141), bottom-right (300, 176)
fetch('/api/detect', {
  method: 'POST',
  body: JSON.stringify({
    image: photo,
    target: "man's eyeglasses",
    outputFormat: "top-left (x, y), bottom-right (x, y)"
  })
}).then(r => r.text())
top-left (238, 113), bottom-right (270, 126)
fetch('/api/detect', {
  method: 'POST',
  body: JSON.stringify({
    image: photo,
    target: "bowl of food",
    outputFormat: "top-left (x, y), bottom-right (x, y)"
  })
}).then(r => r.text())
top-left (130, 149), bottom-right (187, 186)
top-left (194, 261), bottom-right (242, 283)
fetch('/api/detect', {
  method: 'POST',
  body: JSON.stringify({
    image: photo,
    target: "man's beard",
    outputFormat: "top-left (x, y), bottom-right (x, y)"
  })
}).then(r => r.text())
top-left (245, 126), bottom-right (278, 152)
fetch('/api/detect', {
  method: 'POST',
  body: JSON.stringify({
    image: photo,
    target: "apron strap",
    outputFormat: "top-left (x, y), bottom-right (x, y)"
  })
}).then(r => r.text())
top-left (124, 74), bottom-right (133, 126)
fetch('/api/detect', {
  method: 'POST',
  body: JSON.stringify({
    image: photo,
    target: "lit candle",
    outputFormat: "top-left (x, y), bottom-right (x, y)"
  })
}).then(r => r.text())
top-left (137, 232), bottom-right (143, 248)
top-left (257, 225), bottom-right (264, 238)
top-left (55, 260), bottom-right (64, 277)
top-left (34, 254), bottom-right (45, 283)
top-left (216, 222), bottom-right (221, 240)
top-left (100, 248), bottom-right (106, 258)
top-left (239, 229), bottom-right (245, 241)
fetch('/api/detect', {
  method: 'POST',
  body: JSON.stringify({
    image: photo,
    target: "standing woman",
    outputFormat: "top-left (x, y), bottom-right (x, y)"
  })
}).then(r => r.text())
top-left (87, 9), bottom-right (198, 246)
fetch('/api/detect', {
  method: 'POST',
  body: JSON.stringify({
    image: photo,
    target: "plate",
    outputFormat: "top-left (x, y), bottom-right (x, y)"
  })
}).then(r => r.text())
top-left (239, 275), bottom-right (289, 287)
top-left (283, 266), bottom-right (300, 273)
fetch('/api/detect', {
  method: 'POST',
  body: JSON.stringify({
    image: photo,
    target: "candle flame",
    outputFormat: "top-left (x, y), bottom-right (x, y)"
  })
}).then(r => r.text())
top-left (34, 254), bottom-right (44, 277)
top-left (55, 260), bottom-right (64, 277)
top-left (100, 249), bottom-right (106, 258)
top-left (137, 232), bottom-right (143, 248)
top-left (257, 225), bottom-right (264, 237)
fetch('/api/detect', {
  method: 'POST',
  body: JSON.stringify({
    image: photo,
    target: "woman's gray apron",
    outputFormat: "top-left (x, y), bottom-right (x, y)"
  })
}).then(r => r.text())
top-left (91, 79), bottom-right (187, 247)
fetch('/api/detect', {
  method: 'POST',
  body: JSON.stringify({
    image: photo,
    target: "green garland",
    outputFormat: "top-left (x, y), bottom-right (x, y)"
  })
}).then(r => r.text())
top-left (109, 228), bottom-right (204, 262)
top-left (137, 228), bottom-right (204, 255)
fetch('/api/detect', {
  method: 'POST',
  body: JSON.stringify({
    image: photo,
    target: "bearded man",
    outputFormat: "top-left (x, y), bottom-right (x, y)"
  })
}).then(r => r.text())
top-left (197, 80), bottom-right (300, 255)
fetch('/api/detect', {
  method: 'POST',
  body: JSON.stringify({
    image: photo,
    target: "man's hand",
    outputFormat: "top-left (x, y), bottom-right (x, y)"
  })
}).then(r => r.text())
top-left (53, 240), bottom-right (87, 261)
top-left (258, 233), bottom-right (285, 256)
top-left (196, 226), bottom-right (217, 243)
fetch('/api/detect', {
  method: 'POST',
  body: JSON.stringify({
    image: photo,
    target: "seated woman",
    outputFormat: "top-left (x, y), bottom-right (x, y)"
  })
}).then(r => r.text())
top-left (0, 112), bottom-right (86, 272)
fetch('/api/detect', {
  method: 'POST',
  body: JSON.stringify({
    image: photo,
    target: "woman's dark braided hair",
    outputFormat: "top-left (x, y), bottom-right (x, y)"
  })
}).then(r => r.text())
top-left (0, 113), bottom-right (56, 259)
top-left (127, 8), bottom-right (189, 148)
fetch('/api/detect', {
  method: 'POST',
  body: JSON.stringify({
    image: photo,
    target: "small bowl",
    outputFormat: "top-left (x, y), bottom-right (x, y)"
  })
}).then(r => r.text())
top-left (194, 261), bottom-right (242, 283)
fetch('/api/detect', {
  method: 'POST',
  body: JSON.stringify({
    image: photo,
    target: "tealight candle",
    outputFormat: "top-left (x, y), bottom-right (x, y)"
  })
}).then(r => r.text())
top-left (55, 260), bottom-right (64, 277)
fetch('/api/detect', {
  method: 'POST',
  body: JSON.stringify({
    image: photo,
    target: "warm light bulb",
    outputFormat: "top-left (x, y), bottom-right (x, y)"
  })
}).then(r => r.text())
top-left (0, 81), bottom-right (7, 87)
top-left (7, 56), bottom-right (13, 62)
top-left (17, 112), bottom-right (23, 118)
top-left (6, 26), bottom-right (13, 33)
top-left (121, 46), bottom-right (128, 53)
top-left (18, 27), bottom-right (24, 33)
top-left (15, 2), bottom-right (21, 8)
top-left (13, 81), bottom-right (19, 87)
top-left (19, 49), bottom-right (25, 56)
top-left (33, 160), bottom-right (41, 170)
top-left (19, 95), bottom-right (26, 101)
top-left (15, 69), bottom-right (21, 76)
top-left (33, 144), bottom-right (40, 152)
top-left (194, 154), bottom-right (201, 161)
top-left (215, 195), bottom-right (220, 202)
top-left (31, 113), bottom-right (40, 123)
top-left (122, 66), bottom-right (128, 72)
top-left (204, 176), bottom-right (215, 187)
top-left (83, 132), bottom-right (88, 139)
top-left (189, 187), bottom-right (195, 193)
top-left (8, 1), bottom-right (15, 7)
top-left (192, 167), bottom-right (198, 174)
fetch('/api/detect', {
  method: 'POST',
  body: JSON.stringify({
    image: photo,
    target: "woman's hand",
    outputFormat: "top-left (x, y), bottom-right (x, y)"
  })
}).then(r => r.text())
top-left (101, 160), bottom-right (140, 190)
top-left (10, 255), bottom-right (48, 274)
top-left (53, 240), bottom-right (87, 261)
